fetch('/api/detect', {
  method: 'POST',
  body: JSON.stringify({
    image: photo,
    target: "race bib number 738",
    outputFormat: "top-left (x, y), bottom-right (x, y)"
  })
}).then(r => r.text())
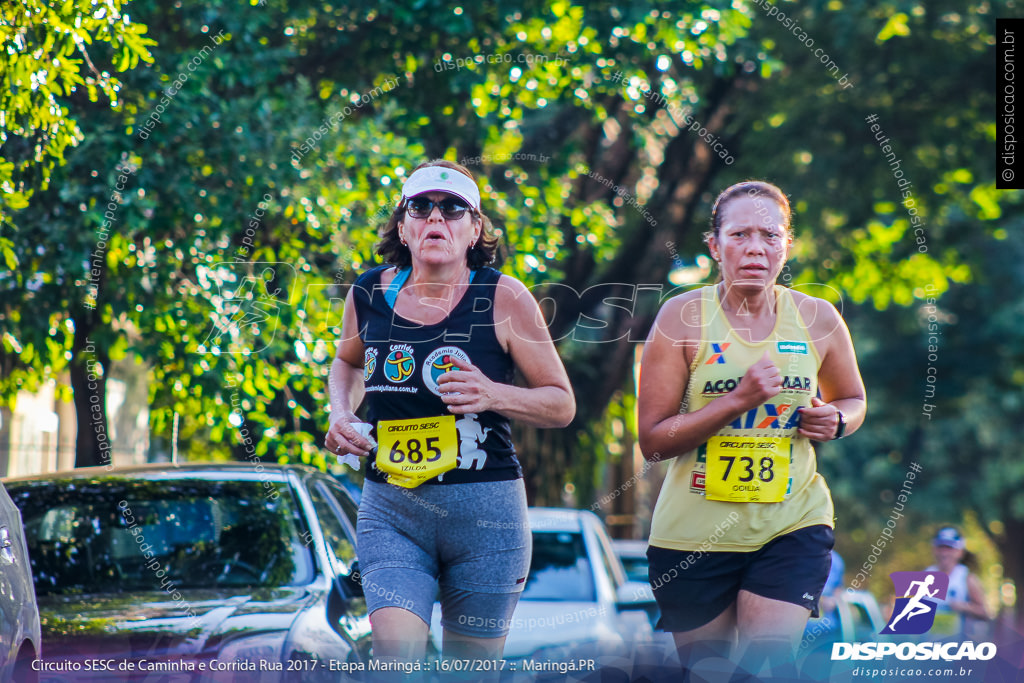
top-left (704, 436), bottom-right (790, 503)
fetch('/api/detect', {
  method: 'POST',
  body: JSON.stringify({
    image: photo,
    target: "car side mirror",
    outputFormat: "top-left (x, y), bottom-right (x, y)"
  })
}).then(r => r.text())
top-left (327, 559), bottom-right (363, 626)
top-left (327, 560), bottom-right (365, 637)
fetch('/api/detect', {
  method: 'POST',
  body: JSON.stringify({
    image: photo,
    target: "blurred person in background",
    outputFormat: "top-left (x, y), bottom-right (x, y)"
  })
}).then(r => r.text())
top-left (926, 526), bottom-right (992, 640)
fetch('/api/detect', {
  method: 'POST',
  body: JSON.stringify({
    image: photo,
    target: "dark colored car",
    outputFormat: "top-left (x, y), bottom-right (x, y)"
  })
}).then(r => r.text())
top-left (0, 480), bottom-right (42, 682)
top-left (5, 463), bottom-right (370, 681)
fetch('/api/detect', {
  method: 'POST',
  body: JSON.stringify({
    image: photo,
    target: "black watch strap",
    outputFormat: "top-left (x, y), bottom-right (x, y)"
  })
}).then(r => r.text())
top-left (833, 409), bottom-right (847, 440)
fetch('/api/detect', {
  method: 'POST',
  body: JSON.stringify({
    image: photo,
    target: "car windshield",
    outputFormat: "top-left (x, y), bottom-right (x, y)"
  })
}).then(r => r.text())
top-left (8, 476), bottom-right (315, 596)
top-left (520, 531), bottom-right (595, 602)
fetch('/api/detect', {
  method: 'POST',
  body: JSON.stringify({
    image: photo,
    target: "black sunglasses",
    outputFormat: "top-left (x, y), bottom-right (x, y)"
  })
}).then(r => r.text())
top-left (405, 197), bottom-right (471, 220)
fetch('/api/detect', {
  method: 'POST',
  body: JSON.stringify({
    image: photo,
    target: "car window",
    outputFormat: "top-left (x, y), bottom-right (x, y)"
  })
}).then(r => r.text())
top-left (520, 532), bottom-right (596, 602)
top-left (306, 481), bottom-right (357, 575)
top-left (619, 556), bottom-right (648, 584)
top-left (320, 479), bottom-right (360, 532)
top-left (9, 478), bottom-right (315, 595)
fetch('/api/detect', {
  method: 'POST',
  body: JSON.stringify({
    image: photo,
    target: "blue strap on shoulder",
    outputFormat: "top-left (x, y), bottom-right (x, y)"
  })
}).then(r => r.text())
top-left (384, 267), bottom-right (411, 309)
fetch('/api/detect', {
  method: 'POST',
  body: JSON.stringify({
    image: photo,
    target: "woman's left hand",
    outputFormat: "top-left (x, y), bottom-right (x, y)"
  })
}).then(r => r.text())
top-left (438, 356), bottom-right (501, 414)
top-left (797, 396), bottom-right (841, 441)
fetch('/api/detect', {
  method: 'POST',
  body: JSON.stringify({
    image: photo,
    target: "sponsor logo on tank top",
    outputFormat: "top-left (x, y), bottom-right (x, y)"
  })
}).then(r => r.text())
top-left (729, 403), bottom-right (801, 430)
top-left (702, 376), bottom-right (811, 396)
top-left (705, 342), bottom-right (730, 365)
top-left (364, 347), bottom-right (378, 382)
top-left (777, 341), bottom-right (809, 354)
top-left (423, 346), bottom-right (471, 396)
top-left (384, 344), bottom-right (416, 383)
top-left (689, 444), bottom-right (708, 493)
top-left (703, 377), bottom-right (741, 395)
top-left (782, 376), bottom-right (812, 392)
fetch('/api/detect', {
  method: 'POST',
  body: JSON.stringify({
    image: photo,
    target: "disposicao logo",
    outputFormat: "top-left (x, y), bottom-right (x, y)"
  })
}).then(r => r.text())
top-left (882, 571), bottom-right (947, 635)
top-left (831, 570), bottom-right (997, 662)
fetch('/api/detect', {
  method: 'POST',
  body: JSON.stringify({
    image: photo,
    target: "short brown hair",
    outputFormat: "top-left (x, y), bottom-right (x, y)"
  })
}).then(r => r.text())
top-left (376, 159), bottom-right (501, 269)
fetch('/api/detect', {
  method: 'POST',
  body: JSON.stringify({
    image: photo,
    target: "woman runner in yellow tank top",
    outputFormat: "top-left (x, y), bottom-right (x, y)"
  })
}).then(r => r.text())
top-left (637, 181), bottom-right (867, 674)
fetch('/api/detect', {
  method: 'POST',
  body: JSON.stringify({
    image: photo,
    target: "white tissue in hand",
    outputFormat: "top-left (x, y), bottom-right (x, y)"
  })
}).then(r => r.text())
top-left (337, 422), bottom-right (376, 471)
top-left (352, 422), bottom-right (378, 449)
top-left (337, 454), bottom-right (361, 470)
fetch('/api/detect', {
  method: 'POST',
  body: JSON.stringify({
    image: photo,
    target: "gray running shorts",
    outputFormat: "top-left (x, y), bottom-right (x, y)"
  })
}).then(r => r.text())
top-left (356, 478), bottom-right (531, 638)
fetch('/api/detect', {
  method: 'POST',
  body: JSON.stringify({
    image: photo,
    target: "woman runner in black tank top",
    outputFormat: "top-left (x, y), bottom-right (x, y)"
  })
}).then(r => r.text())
top-left (325, 160), bottom-right (574, 665)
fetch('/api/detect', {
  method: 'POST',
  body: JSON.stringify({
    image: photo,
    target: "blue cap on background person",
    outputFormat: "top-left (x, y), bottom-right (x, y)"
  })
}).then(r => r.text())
top-left (933, 526), bottom-right (965, 550)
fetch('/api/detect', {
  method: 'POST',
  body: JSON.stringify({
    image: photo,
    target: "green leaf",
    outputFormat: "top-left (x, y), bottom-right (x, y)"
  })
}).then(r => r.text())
top-left (876, 12), bottom-right (911, 43)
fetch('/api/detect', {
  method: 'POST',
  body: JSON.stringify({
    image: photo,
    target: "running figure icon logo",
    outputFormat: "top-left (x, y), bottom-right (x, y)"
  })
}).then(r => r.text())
top-left (384, 345), bottom-right (416, 383)
top-left (881, 571), bottom-right (949, 635)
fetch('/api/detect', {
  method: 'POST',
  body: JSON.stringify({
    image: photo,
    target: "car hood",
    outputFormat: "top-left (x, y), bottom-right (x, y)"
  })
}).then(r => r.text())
top-left (39, 586), bottom-right (315, 661)
top-left (501, 600), bottom-right (620, 660)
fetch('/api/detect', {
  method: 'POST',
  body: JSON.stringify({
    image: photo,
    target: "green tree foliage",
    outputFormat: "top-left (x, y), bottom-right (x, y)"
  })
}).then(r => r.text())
top-left (0, 0), bottom-right (154, 216)
top-left (1, 0), bottom-right (153, 465)
top-left (2, 0), bottom-right (425, 466)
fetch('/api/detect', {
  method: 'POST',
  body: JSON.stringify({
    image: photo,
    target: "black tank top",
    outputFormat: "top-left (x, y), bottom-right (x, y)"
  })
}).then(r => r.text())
top-left (352, 265), bottom-right (520, 484)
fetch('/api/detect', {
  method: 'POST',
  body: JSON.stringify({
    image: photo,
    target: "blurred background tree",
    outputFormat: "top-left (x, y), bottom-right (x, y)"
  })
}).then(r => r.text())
top-left (1, 0), bottom-right (154, 464)
top-left (1, 0), bottom-right (1020, 625)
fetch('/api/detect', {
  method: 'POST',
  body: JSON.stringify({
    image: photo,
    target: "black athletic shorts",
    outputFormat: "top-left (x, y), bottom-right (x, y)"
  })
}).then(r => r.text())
top-left (647, 524), bottom-right (834, 632)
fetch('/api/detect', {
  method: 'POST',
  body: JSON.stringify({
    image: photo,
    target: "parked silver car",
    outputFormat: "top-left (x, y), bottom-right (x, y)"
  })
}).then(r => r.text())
top-left (429, 507), bottom-right (657, 664)
top-left (5, 463), bottom-right (371, 681)
top-left (0, 479), bottom-right (42, 682)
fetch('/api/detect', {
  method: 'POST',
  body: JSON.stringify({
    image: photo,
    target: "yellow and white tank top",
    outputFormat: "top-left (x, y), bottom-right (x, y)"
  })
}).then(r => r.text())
top-left (648, 285), bottom-right (834, 552)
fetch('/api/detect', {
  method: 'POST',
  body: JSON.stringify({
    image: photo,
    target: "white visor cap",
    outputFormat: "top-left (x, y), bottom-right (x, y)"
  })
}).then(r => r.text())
top-left (400, 166), bottom-right (481, 211)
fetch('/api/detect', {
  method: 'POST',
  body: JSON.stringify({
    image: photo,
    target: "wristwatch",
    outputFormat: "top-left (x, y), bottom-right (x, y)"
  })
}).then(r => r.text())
top-left (833, 409), bottom-right (847, 440)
